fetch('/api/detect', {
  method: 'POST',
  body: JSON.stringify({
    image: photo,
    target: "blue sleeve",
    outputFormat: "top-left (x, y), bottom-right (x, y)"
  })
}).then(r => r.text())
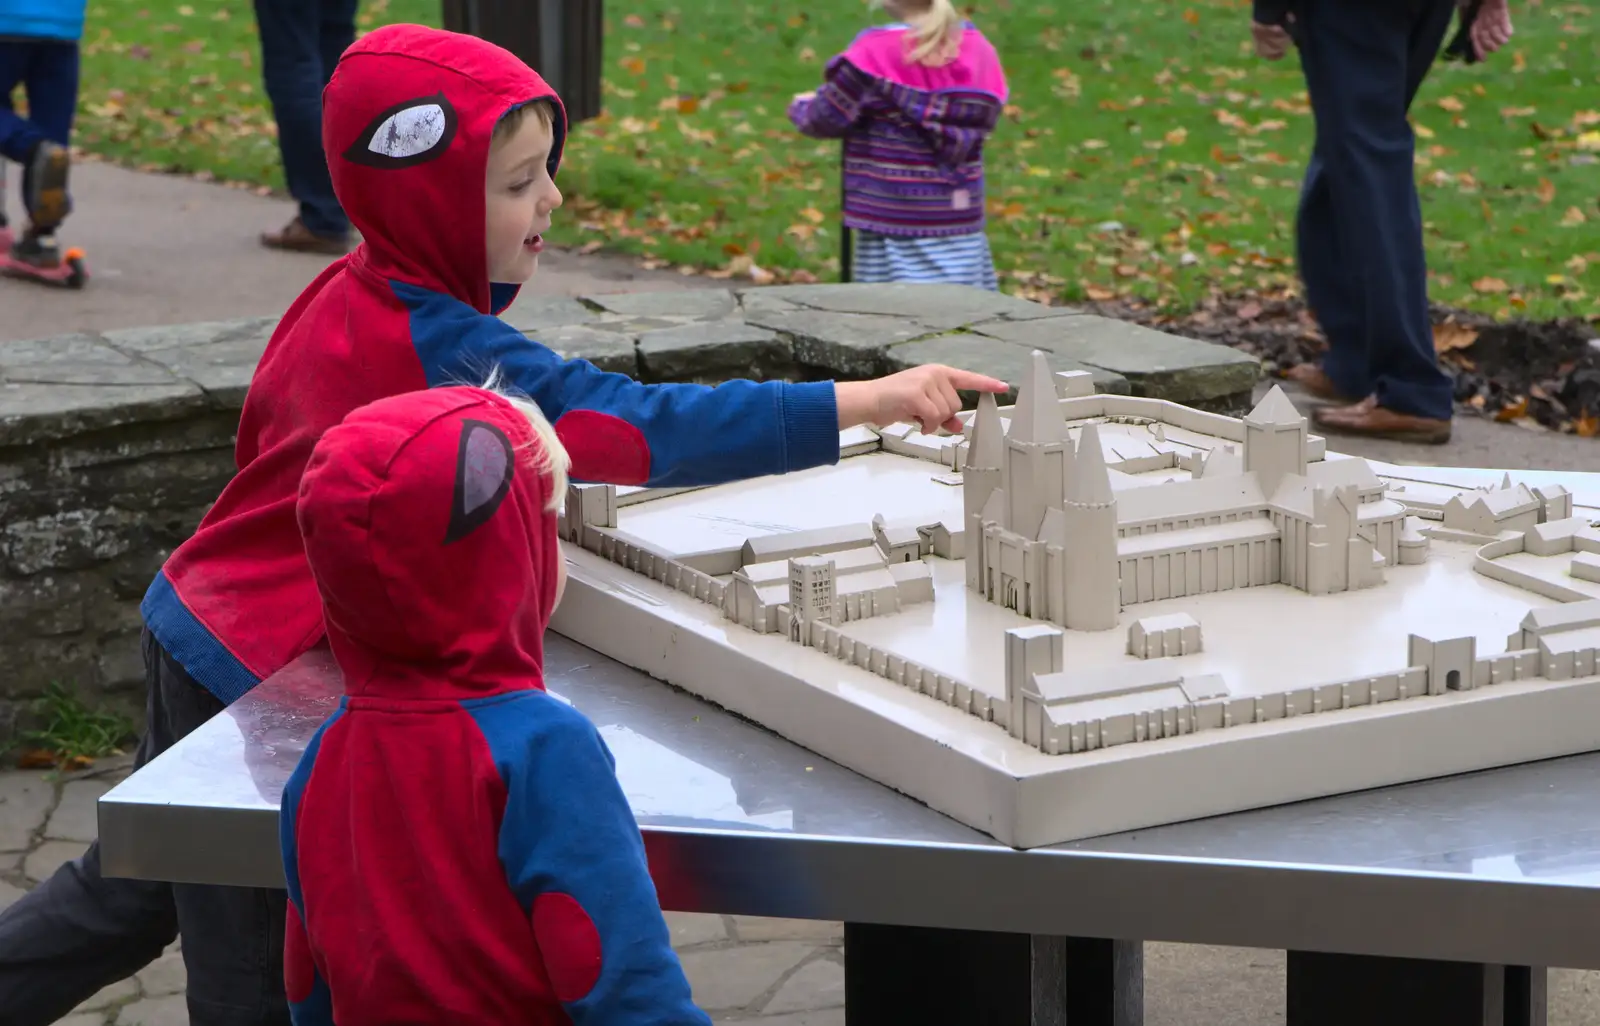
top-left (280, 717), bottom-right (339, 1026)
top-left (469, 694), bottom-right (710, 1025)
top-left (396, 281), bottom-right (840, 488)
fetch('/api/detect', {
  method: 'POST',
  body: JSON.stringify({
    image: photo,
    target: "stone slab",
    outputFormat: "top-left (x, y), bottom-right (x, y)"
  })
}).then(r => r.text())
top-left (666, 911), bottom-right (729, 948)
top-left (729, 916), bottom-right (844, 944)
top-left (679, 941), bottom-right (816, 1012)
top-left (0, 879), bottom-right (26, 913)
top-left (973, 315), bottom-right (1260, 403)
top-left (135, 950), bottom-right (187, 997)
top-left (883, 333), bottom-right (1128, 401)
top-left (762, 957), bottom-right (846, 1015)
top-left (532, 323), bottom-right (640, 376)
top-left (740, 283), bottom-right (1082, 332)
top-left (638, 322), bottom-right (791, 383)
top-left (0, 334), bottom-right (206, 446)
top-left (586, 289), bottom-right (738, 321)
top-left (24, 839), bottom-right (83, 883)
top-left (73, 977), bottom-right (139, 1013)
top-left (0, 771), bottom-right (54, 851)
top-left (499, 295), bottom-right (599, 334)
top-left (115, 995), bottom-right (187, 1026)
top-left (105, 318), bottom-right (277, 408)
top-left (743, 309), bottom-right (926, 378)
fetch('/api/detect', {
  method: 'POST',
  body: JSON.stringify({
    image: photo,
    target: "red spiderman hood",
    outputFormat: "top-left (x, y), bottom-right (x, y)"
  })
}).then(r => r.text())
top-left (323, 24), bottom-right (566, 315)
top-left (296, 387), bottom-right (563, 699)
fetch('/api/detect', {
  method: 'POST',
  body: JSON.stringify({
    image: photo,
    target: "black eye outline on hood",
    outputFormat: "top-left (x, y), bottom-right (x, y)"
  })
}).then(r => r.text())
top-left (445, 419), bottom-right (515, 545)
top-left (343, 92), bottom-right (460, 169)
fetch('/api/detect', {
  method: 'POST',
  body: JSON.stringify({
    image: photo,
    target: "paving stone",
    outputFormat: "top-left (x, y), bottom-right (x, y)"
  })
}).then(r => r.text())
top-left (638, 322), bottom-right (793, 383)
top-left (0, 770), bottom-right (55, 851)
top-left (761, 957), bottom-right (845, 1014)
top-left (115, 994), bottom-right (187, 1026)
top-left (741, 282), bottom-right (1066, 331)
top-left (74, 976), bottom-right (139, 1013)
top-left (24, 839), bottom-right (85, 883)
top-left (499, 295), bottom-right (599, 333)
top-left (106, 319), bottom-right (276, 409)
top-left (56, 1015), bottom-right (109, 1026)
top-left (135, 949), bottom-right (187, 997)
top-left (972, 316), bottom-right (1260, 404)
top-left (586, 289), bottom-right (737, 321)
top-left (667, 911), bottom-right (729, 948)
top-left (729, 917), bottom-right (843, 944)
top-left (737, 289), bottom-right (804, 318)
top-left (884, 333), bottom-right (1127, 402)
top-left (533, 323), bottom-right (640, 376)
top-left (742, 310), bottom-right (925, 378)
top-left (678, 941), bottom-right (816, 1012)
top-left (46, 778), bottom-right (112, 843)
top-left (0, 334), bottom-right (205, 446)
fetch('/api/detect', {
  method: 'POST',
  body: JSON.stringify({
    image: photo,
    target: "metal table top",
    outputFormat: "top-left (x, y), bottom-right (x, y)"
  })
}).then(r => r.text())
top-left (100, 631), bottom-right (1600, 972)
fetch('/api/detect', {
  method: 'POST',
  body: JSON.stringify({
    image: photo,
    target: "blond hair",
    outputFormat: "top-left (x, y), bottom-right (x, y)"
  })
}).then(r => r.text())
top-left (480, 369), bottom-right (571, 512)
top-left (491, 99), bottom-right (556, 146)
top-left (883, 0), bottom-right (963, 66)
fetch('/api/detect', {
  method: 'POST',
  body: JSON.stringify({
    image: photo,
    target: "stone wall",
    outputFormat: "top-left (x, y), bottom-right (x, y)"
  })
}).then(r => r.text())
top-left (0, 284), bottom-right (1258, 742)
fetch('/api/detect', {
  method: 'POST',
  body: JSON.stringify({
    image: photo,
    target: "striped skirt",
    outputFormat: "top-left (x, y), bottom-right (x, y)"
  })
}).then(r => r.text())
top-left (850, 230), bottom-right (998, 291)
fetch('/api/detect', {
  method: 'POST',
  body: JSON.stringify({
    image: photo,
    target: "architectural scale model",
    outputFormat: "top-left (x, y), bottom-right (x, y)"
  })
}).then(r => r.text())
top-left (548, 351), bottom-right (1600, 848)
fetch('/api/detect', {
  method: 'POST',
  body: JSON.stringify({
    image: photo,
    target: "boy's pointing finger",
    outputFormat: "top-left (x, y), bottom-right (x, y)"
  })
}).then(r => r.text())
top-left (941, 368), bottom-right (1009, 393)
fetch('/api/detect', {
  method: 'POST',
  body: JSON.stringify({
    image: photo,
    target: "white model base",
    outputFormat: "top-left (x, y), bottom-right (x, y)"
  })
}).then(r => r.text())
top-left (548, 371), bottom-right (1600, 848)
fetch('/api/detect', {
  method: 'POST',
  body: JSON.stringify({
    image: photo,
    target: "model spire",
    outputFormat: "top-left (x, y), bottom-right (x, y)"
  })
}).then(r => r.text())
top-left (1008, 350), bottom-right (1065, 444)
top-left (1069, 423), bottom-right (1114, 504)
top-left (1244, 385), bottom-right (1305, 428)
top-left (967, 392), bottom-right (1005, 469)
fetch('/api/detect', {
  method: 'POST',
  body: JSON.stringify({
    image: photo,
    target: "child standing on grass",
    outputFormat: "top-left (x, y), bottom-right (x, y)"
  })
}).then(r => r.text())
top-left (789, 0), bottom-right (1008, 290)
top-left (0, 0), bottom-right (83, 268)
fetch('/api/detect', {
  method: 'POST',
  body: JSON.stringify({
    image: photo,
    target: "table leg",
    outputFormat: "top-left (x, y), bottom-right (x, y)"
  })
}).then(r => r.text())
top-left (1287, 952), bottom-right (1547, 1026)
top-left (843, 923), bottom-right (1143, 1025)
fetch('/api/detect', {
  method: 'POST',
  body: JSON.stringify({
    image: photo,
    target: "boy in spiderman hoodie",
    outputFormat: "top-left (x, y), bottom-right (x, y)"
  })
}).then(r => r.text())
top-left (0, 21), bottom-right (1004, 1026)
top-left (282, 385), bottom-right (707, 1024)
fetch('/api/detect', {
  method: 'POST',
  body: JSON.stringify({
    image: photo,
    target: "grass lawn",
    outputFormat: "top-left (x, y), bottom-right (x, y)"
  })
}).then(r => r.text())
top-left (69, 0), bottom-right (1600, 318)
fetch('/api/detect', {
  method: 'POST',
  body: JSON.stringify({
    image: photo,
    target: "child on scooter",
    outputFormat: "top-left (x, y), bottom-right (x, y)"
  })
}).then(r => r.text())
top-left (0, 0), bottom-right (85, 271)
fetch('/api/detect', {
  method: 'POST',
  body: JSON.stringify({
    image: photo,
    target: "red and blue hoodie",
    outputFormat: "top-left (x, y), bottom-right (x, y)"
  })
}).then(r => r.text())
top-left (141, 24), bottom-right (841, 706)
top-left (281, 386), bottom-right (709, 1025)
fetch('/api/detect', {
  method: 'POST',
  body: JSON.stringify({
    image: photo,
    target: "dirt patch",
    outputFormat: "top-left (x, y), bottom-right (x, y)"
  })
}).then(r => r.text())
top-left (1086, 292), bottom-right (1600, 435)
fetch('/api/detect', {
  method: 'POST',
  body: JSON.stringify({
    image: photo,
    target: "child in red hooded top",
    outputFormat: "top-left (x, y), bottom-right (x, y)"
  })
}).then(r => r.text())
top-left (281, 384), bottom-right (709, 1025)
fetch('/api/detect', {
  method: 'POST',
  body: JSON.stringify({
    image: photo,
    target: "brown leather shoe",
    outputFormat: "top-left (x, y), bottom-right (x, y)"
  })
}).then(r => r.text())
top-left (1312, 396), bottom-right (1452, 445)
top-left (1283, 363), bottom-right (1355, 404)
top-left (261, 217), bottom-right (350, 255)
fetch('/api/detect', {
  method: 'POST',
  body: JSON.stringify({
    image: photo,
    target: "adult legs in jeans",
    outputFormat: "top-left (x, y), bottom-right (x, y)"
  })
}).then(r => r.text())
top-left (1293, 0), bottom-right (1456, 427)
top-left (253, 0), bottom-right (358, 243)
top-left (0, 40), bottom-right (78, 235)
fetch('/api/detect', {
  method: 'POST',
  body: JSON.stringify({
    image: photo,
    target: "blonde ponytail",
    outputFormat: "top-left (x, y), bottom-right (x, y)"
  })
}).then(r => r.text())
top-left (480, 368), bottom-right (572, 512)
top-left (899, 0), bottom-right (963, 67)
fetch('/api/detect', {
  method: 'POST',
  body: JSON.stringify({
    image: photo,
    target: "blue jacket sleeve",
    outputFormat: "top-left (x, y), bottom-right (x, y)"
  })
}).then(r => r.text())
top-left (468, 695), bottom-right (710, 1024)
top-left (280, 732), bottom-right (336, 1026)
top-left (397, 282), bottom-right (840, 488)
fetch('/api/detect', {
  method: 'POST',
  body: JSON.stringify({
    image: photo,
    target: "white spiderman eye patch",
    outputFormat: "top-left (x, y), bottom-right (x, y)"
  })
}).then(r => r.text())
top-left (343, 93), bottom-right (460, 168)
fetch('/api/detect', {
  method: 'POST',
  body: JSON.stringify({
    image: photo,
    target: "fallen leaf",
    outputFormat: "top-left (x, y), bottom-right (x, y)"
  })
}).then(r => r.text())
top-left (577, 240), bottom-right (604, 255)
top-left (1562, 206), bottom-right (1588, 227)
top-left (1085, 285), bottom-right (1117, 301)
top-left (619, 56), bottom-right (646, 75)
top-left (1568, 255), bottom-right (1590, 275)
top-left (1512, 50), bottom-right (1527, 72)
top-left (1537, 178), bottom-right (1556, 204)
top-left (1183, 8), bottom-right (1199, 24)
top-left (1236, 301), bottom-right (1262, 320)
top-left (1576, 412), bottom-right (1600, 438)
top-left (1473, 276), bottom-right (1509, 293)
top-left (1113, 263), bottom-right (1139, 278)
top-left (1413, 122), bottom-right (1436, 139)
top-left (15, 748), bottom-right (57, 769)
top-left (800, 207), bottom-right (825, 224)
top-left (1576, 130), bottom-right (1600, 151)
top-left (1081, 139), bottom-right (1107, 150)
top-left (1495, 397), bottom-right (1529, 422)
top-left (1433, 322), bottom-right (1480, 352)
top-left (798, 46), bottom-right (817, 62)
top-left (677, 96), bottom-right (700, 115)
top-left (1165, 127), bottom-right (1188, 146)
top-left (623, 13), bottom-right (644, 26)
top-left (1437, 96), bottom-right (1465, 112)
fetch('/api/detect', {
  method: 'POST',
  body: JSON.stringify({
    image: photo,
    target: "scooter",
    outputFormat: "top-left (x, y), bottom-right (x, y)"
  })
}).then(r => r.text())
top-left (0, 162), bottom-right (88, 289)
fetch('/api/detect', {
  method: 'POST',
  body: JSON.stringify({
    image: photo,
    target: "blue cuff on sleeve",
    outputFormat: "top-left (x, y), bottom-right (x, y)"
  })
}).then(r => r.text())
top-left (779, 381), bottom-right (841, 472)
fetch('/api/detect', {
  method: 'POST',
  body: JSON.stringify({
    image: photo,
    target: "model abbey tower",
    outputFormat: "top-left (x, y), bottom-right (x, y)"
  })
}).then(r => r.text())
top-left (963, 353), bottom-right (1424, 632)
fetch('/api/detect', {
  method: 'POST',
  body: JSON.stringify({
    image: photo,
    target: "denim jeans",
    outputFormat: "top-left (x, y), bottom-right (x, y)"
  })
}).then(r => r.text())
top-left (252, 0), bottom-right (359, 239)
top-left (0, 38), bottom-right (78, 223)
top-left (0, 632), bottom-right (290, 1026)
top-left (1294, 0), bottom-right (1457, 420)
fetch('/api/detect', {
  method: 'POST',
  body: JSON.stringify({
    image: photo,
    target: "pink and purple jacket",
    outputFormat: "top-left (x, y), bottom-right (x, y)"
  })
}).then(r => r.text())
top-left (788, 22), bottom-right (1008, 238)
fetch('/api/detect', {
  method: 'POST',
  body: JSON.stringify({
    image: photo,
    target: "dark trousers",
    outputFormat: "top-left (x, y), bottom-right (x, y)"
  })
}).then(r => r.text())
top-left (252, 0), bottom-right (358, 239)
top-left (0, 631), bottom-right (289, 1026)
top-left (1295, 0), bottom-right (1457, 420)
top-left (0, 39), bottom-right (78, 226)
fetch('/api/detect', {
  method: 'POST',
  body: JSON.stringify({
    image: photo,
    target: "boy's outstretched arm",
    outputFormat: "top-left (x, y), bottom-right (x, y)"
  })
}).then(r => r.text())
top-left (403, 288), bottom-right (1006, 487)
top-left (468, 695), bottom-right (711, 1025)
